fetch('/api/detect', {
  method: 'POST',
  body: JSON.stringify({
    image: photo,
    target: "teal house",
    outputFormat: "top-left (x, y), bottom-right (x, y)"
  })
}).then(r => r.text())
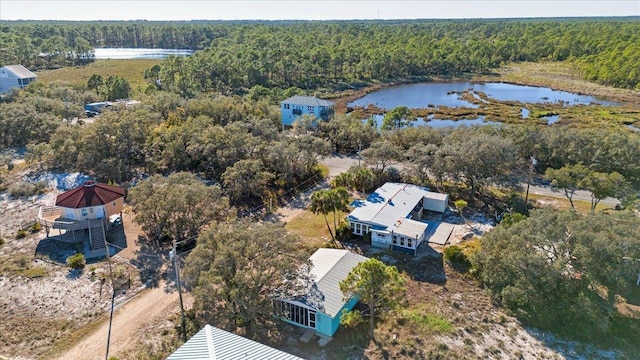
top-left (280, 95), bottom-right (335, 127)
top-left (273, 248), bottom-right (368, 337)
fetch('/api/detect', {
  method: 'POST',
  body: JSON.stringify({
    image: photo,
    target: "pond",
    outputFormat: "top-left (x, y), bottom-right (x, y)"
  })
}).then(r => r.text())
top-left (367, 114), bottom-right (500, 129)
top-left (94, 48), bottom-right (194, 60)
top-left (349, 82), bottom-right (617, 109)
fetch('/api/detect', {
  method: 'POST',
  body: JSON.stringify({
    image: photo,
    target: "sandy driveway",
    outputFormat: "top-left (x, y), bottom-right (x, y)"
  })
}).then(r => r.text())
top-left (56, 281), bottom-right (180, 360)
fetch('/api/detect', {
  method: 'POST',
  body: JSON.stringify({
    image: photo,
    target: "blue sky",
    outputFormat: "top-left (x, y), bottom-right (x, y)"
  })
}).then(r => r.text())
top-left (1, 1), bottom-right (638, 21)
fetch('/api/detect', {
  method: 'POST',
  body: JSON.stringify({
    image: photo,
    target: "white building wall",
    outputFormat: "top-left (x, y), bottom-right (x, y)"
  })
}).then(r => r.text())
top-left (423, 195), bottom-right (448, 213)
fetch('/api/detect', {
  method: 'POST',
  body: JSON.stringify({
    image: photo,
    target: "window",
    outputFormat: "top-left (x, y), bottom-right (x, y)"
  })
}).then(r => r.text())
top-left (407, 238), bottom-right (413, 248)
top-left (400, 237), bottom-right (405, 246)
top-left (392, 235), bottom-right (397, 244)
top-left (284, 104), bottom-right (290, 110)
top-left (307, 106), bottom-right (314, 112)
top-left (293, 109), bottom-right (302, 115)
top-left (113, 201), bottom-right (117, 206)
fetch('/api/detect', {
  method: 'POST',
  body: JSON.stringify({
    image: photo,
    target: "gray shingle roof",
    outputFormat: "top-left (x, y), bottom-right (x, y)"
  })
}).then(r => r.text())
top-left (2, 65), bottom-right (37, 79)
top-left (308, 249), bottom-right (368, 318)
top-left (167, 324), bottom-right (304, 360)
top-left (280, 95), bottom-right (334, 107)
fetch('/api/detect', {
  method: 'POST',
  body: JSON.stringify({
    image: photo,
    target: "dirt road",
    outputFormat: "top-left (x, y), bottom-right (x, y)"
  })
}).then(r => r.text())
top-left (56, 282), bottom-right (180, 360)
top-left (321, 155), bottom-right (621, 206)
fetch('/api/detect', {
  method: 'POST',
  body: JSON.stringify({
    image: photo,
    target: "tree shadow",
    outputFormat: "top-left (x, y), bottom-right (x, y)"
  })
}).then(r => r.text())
top-left (371, 242), bottom-right (447, 285)
top-left (35, 236), bottom-right (78, 264)
top-left (130, 234), bottom-right (167, 289)
top-left (66, 268), bottom-right (84, 279)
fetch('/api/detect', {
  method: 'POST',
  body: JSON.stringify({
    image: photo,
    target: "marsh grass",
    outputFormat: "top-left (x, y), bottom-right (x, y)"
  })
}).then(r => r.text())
top-left (36, 59), bottom-right (161, 94)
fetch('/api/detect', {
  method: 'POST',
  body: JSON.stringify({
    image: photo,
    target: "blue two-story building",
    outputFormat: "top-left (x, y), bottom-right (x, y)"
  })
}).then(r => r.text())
top-left (280, 95), bottom-right (335, 127)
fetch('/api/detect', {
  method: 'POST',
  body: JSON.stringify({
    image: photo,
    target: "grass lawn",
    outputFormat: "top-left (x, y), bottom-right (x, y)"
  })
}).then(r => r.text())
top-left (526, 193), bottom-right (612, 213)
top-left (36, 59), bottom-right (161, 94)
top-left (284, 209), bottom-right (349, 240)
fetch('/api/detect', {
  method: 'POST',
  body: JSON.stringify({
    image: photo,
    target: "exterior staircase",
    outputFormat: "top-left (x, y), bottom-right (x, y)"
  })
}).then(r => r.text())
top-left (88, 219), bottom-right (106, 251)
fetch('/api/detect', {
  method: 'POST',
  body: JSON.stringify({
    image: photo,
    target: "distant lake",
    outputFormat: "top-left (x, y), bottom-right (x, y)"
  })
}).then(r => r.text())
top-left (349, 82), bottom-right (617, 109)
top-left (94, 48), bottom-right (194, 60)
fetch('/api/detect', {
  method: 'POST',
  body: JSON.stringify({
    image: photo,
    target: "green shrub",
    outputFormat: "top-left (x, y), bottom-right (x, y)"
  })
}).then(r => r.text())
top-left (7, 181), bottom-right (47, 198)
top-left (66, 253), bottom-right (86, 269)
top-left (0, 236), bottom-right (4, 246)
top-left (400, 309), bottom-right (454, 333)
top-left (22, 267), bottom-right (48, 278)
top-left (444, 245), bottom-right (470, 266)
top-left (15, 229), bottom-right (28, 239)
top-left (335, 221), bottom-right (352, 241)
top-left (30, 222), bottom-right (42, 233)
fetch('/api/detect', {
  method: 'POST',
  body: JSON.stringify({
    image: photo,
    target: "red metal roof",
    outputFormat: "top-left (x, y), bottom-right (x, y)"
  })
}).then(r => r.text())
top-left (55, 181), bottom-right (125, 209)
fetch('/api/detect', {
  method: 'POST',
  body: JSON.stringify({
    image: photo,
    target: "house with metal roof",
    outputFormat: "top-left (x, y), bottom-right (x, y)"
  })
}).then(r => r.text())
top-left (280, 95), bottom-right (335, 127)
top-left (37, 181), bottom-right (126, 254)
top-left (347, 182), bottom-right (449, 255)
top-left (167, 324), bottom-right (304, 360)
top-left (0, 65), bottom-right (37, 93)
top-left (273, 248), bottom-right (368, 337)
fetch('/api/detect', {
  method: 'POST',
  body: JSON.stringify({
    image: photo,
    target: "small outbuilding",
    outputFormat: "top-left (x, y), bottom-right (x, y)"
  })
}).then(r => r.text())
top-left (273, 248), bottom-right (368, 338)
top-left (0, 64), bottom-right (37, 93)
top-left (167, 324), bottom-right (303, 360)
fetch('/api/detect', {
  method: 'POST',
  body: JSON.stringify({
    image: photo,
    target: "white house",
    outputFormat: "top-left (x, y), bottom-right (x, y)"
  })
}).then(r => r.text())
top-left (54, 181), bottom-right (125, 221)
top-left (273, 248), bottom-right (368, 337)
top-left (0, 65), bottom-right (37, 93)
top-left (280, 95), bottom-right (335, 127)
top-left (347, 182), bottom-right (449, 255)
top-left (167, 324), bottom-right (303, 360)
top-left (38, 181), bottom-right (126, 253)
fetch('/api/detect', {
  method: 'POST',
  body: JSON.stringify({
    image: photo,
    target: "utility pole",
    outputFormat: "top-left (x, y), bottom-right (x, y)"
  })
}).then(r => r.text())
top-left (103, 232), bottom-right (115, 360)
top-left (171, 238), bottom-right (187, 342)
top-left (524, 156), bottom-right (537, 206)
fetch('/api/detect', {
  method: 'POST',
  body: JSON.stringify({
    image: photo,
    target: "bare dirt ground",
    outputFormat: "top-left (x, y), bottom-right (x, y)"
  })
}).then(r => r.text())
top-left (55, 281), bottom-right (181, 360)
top-left (0, 168), bottom-right (184, 360)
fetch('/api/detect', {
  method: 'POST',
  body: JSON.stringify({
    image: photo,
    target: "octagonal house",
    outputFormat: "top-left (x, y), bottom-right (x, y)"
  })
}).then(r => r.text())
top-left (38, 181), bottom-right (126, 255)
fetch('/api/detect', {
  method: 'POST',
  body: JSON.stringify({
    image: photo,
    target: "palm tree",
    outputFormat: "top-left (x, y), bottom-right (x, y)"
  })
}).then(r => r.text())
top-left (329, 187), bottom-right (350, 238)
top-left (310, 190), bottom-right (334, 240)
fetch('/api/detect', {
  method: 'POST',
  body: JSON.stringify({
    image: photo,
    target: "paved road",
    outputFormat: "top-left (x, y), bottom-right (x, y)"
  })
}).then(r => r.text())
top-left (321, 155), bottom-right (621, 206)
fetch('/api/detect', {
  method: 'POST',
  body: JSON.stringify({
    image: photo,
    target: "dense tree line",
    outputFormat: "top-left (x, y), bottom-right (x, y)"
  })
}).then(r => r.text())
top-left (11, 89), bottom-right (329, 209)
top-left (472, 209), bottom-right (640, 343)
top-left (2, 19), bottom-right (639, 88)
top-left (154, 19), bottom-right (640, 94)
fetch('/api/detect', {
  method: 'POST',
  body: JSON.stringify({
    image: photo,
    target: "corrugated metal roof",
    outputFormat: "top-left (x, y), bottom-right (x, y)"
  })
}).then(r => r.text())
top-left (2, 65), bottom-right (37, 79)
top-left (348, 182), bottom-right (427, 224)
top-left (55, 181), bottom-right (125, 209)
top-left (390, 218), bottom-right (429, 238)
top-left (280, 95), bottom-right (334, 107)
top-left (167, 324), bottom-right (304, 360)
top-left (348, 182), bottom-right (446, 238)
top-left (308, 249), bottom-right (368, 318)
